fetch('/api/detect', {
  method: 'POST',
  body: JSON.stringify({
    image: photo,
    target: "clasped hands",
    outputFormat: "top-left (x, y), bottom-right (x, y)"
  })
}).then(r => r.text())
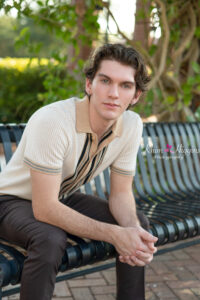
top-left (114, 225), bottom-right (158, 267)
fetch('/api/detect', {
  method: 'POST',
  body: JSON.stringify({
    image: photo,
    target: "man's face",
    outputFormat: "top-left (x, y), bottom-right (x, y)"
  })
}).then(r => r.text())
top-left (85, 60), bottom-right (141, 123)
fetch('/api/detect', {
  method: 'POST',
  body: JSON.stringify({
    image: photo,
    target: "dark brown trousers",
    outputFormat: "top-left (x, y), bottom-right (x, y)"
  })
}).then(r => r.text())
top-left (0, 193), bottom-right (149, 300)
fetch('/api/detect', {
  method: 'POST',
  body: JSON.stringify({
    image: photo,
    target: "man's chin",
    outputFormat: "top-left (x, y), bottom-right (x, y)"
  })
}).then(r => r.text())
top-left (102, 114), bottom-right (118, 122)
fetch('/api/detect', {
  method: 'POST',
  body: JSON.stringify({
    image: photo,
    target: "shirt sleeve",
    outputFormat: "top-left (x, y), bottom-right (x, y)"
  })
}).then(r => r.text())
top-left (110, 114), bottom-right (143, 176)
top-left (23, 107), bottom-right (69, 174)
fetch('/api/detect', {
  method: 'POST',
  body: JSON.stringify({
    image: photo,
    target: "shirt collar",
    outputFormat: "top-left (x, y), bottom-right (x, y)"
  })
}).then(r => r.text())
top-left (76, 96), bottom-right (123, 137)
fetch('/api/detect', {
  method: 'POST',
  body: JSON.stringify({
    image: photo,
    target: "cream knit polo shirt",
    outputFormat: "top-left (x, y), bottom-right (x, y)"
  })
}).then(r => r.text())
top-left (0, 96), bottom-right (143, 200)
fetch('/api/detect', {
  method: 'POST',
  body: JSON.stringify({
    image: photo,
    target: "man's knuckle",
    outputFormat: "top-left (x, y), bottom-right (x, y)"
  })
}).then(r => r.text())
top-left (147, 257), bottom-right (153, 264)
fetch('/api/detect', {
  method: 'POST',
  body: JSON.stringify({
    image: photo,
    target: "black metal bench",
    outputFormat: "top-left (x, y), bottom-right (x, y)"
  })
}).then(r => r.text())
top-left (0, 122), bottom-right (200, 298)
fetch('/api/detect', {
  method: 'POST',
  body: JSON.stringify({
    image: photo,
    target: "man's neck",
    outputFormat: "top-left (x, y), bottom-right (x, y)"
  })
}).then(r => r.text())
top-left (90, 118), bottom-right (114, 141)
top-left (89, 108), bottom-right (114, 140)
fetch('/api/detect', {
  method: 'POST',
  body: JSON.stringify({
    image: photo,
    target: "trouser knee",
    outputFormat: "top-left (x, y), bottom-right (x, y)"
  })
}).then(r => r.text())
top-left (28, 225), bottom-right (67, 267)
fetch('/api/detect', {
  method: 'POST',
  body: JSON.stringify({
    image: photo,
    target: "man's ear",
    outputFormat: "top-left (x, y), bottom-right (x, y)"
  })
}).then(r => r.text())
top-left (130, 90), bottom-right (142, 105)
top-left (85, 78), bottom-right (92, 96)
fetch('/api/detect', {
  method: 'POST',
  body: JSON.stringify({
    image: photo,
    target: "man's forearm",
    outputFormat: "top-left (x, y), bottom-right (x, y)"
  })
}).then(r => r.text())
top-left (33, 199), bottom-right (118, 244)
top-left (109, 193), bottom-right (140, 227)
top-left (33, 195), bottom-right (158, 266)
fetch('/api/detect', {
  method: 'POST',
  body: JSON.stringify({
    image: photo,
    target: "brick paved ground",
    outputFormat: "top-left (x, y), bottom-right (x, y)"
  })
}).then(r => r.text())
top-left (3, 238), bottom-right (200, 300)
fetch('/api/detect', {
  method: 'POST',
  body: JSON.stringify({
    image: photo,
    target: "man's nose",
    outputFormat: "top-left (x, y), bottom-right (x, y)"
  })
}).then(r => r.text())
top-left (108, 84), bottom-right (119, 98)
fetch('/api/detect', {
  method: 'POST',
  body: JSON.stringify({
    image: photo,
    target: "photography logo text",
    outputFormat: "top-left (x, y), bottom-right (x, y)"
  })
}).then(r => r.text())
top-left (146, 144), bottom-right (200, 160)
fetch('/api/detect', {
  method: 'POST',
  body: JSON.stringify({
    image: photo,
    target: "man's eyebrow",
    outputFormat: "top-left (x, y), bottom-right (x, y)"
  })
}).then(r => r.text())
top-left (97, 73), bottom-right (135, 85)
top-left (98, 73), bottom-right (110, 79)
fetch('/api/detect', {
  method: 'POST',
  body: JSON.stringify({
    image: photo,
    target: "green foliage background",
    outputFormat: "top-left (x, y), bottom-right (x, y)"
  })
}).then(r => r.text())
top-left (0, 0), bottom-right (200, 122)
top-left (0, 59), bottom-right (85, 123)
top-left (0, 0), bottom-right (100, 123)
top-left (0, 15), bottom-right (66, 57)
top-left (0, 66), bottom-right (44, 123)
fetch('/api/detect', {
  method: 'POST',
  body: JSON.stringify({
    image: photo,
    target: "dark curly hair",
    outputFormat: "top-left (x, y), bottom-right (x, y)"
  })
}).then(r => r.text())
top-left (84, 43), bottom-right (150, 92)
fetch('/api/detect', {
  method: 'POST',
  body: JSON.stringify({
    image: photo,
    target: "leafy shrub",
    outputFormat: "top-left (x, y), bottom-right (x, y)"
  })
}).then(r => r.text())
top-left (0, 58), bottom-right (84, 123)
top-left (0, 66), bottom-right (45, 123)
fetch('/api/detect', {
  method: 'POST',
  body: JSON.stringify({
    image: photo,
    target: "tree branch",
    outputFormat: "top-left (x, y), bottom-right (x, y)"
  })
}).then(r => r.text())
top-left (148, 0), bottom-right (170, 89)
top-left (106, 7), bottom-right (154, 69)
top-left (188, 39), bottom-right (199, 77)
top-left (34, 14), bottom-right (64, 28)
top-left (172, 5), bottom-right (196, 61)
top-left (163, 74), bottom-right (182, 93)
top-left (169, 1), bottom-right (190, 26)
top-left (182, 38), bottom-right (197, 63)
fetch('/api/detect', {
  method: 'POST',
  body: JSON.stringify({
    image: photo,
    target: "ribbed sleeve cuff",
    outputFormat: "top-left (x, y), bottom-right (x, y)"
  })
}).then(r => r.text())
top-left (110, 166), bottom-right (135, 176)
top-left (24, 158), bottom-right (62, 174)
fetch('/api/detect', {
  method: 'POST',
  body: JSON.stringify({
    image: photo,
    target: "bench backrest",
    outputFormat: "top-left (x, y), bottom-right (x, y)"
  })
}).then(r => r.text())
top-left (0, 123), bottom-right (200, 201)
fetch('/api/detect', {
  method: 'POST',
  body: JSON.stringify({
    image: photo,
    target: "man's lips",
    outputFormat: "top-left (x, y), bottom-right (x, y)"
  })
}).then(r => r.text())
top-left (103, 103), bottom-right (120, 108)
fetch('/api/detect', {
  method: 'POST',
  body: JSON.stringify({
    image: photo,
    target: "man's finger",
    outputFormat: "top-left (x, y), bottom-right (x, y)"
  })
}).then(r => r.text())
top-left (136, 250), bottom-right (151, 259)
top-left (135, 251), bottom-right (153, 264)
top-left (140, 229), bottom-right (158, 243)
top-left (147, 242), bottom-right (157, 253)
top-left (131, 256), bottom-right (146, 267)
top-left (119, 256), bottom-right (136, 267)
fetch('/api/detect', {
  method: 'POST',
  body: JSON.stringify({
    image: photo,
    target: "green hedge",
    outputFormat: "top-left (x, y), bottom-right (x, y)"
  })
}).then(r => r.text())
top-left (0, 65), bottom-right (84, 123)
top-left (0, 66), bottom-right (46, 123)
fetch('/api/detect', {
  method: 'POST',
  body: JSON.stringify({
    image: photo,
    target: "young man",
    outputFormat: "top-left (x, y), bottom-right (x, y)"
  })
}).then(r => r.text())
top-left (0, 43), bottom-right (157, 300)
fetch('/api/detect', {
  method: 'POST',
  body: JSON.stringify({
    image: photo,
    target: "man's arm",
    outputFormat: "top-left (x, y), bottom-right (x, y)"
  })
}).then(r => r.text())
top-left (109, 171), bottom-right (157, 266)
top-left (31, 169), bottom-right (116, 243)
top-left (31, 169), bottom-right (157, 266)
top-left (109, 171), bottom-right (140, 227)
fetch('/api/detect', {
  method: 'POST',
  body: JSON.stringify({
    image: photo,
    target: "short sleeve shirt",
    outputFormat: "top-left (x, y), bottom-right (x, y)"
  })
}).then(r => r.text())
top-left (0, 96), bottom-right (143, 200)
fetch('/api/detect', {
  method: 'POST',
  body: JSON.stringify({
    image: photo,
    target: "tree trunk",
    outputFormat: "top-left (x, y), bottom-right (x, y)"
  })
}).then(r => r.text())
top-left (133, 0), bottom-right (151, 49)
top-left (67, 0), bottom-right (92, 71)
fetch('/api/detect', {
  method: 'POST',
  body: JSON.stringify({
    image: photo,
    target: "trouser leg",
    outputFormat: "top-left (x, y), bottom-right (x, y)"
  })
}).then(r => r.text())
top-left (64, 192), bottom-right (150, 300)
top-left (0, 193), bottom-right (149, 300)
top-left (0, 199), bottom-right (67, 300)
top-left (116, 210), bottom-right (149, 300)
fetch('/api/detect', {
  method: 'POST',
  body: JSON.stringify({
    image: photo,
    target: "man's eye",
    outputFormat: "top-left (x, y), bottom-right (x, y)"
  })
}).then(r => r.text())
top-left (101, 79), bottom-right (109, 84)
top-left (122, 84), bottom-right (131, 89)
